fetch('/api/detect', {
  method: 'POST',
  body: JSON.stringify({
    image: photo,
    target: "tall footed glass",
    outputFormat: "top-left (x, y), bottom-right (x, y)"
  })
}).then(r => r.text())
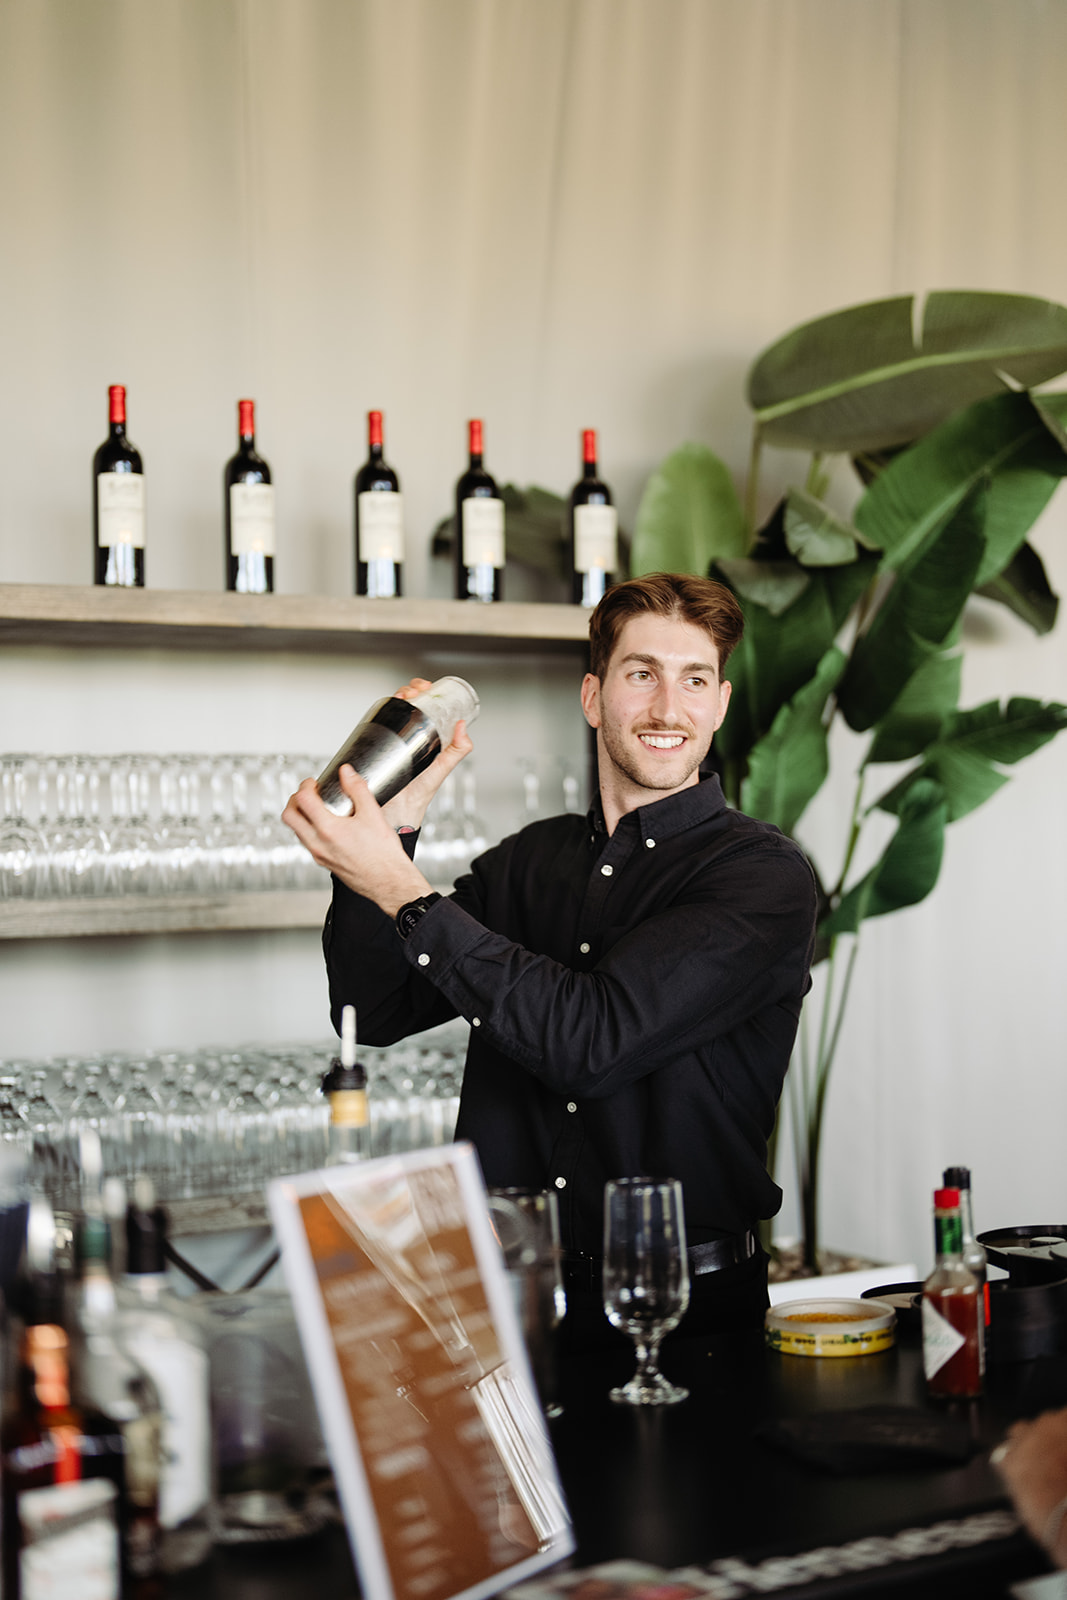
top-left (602, 1177), bottom-right (690, 1406)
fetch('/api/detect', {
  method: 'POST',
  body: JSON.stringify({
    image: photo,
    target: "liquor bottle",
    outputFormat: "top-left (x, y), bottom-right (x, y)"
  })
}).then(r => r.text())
top-left (74, 1209), bottom-right (163, 1586)
top-left (2, 1197), bottom-right (127, 1600)
top-left (225, 399), bottom-right (275, 594)
top-left (922, 1186), bottom-right (984, 1400)
top-left (567, 429), bottom-right (618, 608)
top-left (355, 410), bottom-right (404, 598)
top-left (93, 385), bottom-right (145, 588)
top-left (454, 418), bottom-right (504, 602)
top-left (943, 1165), bottom-right (990, 1326)
top-left (322, 1005), bottom-right (370, 1165)
top-left (118, 1178), bottom-right (212, 1572)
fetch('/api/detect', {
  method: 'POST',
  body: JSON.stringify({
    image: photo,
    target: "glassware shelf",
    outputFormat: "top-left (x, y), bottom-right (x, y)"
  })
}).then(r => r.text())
top-left (0, 889), bottom-right (332, 941)
top-left (0, 582), bottom-right (590, 655)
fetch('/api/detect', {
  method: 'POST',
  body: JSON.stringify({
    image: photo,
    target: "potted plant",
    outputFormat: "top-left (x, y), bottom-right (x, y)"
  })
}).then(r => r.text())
top-left (630, 291), bottom-right (1067, 1273)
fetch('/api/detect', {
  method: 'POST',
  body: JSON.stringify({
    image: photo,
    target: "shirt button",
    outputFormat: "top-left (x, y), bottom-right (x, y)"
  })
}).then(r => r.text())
top-left (417, 953), bottom-right (430, 967)
top-left (645, 837), bottom-right (656, 849)
top-left (601, 864), bottom-right (613, 877)
top-left (579, 942), bottom-right (590, 954)
top-left (566, 1101), bottom-right (577, 1114)
top-left (471, 1017), bottom-right (481, 1027)
top-left (554, 1176), bottom-right (567, 1189)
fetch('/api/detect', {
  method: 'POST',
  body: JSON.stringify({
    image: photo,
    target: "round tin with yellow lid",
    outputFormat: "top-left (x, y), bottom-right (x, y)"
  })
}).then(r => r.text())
top-left (765, 1297), bottom-right (896, 1357)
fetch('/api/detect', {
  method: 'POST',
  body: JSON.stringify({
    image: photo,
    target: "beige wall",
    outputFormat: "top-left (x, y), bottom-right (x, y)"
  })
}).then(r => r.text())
top-left (2, 0), bottom-right (1066, 1266)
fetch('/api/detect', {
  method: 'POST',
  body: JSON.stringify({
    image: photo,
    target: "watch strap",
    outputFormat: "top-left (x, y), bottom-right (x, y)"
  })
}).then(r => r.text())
top-left (395, 892), bottom-right (443, 940)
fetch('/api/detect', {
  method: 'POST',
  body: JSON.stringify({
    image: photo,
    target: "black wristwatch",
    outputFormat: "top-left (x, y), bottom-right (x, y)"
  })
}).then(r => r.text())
top-left (395, 892), bottom-right (442, 940)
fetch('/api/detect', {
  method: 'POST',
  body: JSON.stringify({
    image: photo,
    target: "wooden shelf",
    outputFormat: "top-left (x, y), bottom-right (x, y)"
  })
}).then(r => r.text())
top-left (0, 889), bottom-right (331, 941)
top-left (0, 583), bottom-right (590, 655)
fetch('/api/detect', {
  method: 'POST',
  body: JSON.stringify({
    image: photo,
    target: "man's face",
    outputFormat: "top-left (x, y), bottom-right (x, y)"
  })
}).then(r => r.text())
top-left (580, 612), bottom-right (732, 805)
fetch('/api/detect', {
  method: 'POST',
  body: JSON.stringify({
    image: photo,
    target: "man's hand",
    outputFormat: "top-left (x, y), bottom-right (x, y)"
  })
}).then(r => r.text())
top-left (282, 763), bottom-right (434, 919)
top-left (379, 678), bottom-right (474, 831)
top-left (993, 1406), bottom-right (1067, 1566)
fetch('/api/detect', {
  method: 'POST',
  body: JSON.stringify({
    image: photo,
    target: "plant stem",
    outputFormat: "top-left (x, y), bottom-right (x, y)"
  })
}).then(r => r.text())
top-left (743, 426), bottom-right (763, 541)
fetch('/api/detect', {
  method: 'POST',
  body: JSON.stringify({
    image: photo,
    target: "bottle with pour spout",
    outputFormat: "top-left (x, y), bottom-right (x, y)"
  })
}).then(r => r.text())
top-left (323, 1006), bottom-right (370, 1166)
top-left (316, 676), bottom-right (479, 816)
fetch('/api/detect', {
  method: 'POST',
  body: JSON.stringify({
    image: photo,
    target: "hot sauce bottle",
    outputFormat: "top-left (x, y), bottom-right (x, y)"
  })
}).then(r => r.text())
top-left (922, 1186), bottom-right (985, 1400)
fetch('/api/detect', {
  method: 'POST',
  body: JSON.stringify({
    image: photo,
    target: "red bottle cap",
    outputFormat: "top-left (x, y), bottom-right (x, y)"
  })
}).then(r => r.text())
top-left (468, 418), bottom-right (484, 456)
top-left (368, 410), bottom-right (383, 448)
top-left (108, 385), bottom-right (126, 425)
top-left (582, 428), bottom-right (597, 464)
top-left (935, 1187), bottom-right (961, 1208)
top-left (238, 399), bottom-right (255, 438)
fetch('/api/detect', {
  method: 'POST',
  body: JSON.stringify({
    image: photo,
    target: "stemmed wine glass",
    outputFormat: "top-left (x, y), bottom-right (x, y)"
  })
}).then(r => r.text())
top-left (602, 1177), bottom-right (690, 1406)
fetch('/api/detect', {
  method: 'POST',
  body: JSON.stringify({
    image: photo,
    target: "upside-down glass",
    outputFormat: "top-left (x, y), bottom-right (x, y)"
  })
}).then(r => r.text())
top-left (602, 1177), bottom-right (690, 1406)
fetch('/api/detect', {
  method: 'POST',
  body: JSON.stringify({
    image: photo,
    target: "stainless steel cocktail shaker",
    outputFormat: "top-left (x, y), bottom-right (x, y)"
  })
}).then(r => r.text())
top-left (316, 675), bottom-right (480, 816)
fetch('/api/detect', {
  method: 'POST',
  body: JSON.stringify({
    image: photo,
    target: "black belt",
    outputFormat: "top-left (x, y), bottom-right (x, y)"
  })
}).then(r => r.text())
top-left (562, 1229), bottom-right (758, 1290)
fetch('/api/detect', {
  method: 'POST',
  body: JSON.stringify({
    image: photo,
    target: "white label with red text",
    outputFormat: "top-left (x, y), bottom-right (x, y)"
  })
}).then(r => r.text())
top-left (97, 473), bottom-right (145, 548)
top-left (20, 1479), bottom-right (120, 1600)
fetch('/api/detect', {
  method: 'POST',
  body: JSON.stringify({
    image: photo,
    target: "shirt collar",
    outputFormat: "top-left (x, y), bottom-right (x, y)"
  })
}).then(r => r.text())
top-left (586, 773), bottom-right (727, 845)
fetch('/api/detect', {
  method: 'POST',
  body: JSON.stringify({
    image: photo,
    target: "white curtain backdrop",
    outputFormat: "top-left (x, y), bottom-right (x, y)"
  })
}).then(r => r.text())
top-left (1, 0), bottom-right (1065, 1269)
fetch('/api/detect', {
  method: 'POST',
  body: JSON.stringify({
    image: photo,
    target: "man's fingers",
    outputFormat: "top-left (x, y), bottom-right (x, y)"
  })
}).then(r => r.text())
top-left (394, 678), bottom-right (433, 702)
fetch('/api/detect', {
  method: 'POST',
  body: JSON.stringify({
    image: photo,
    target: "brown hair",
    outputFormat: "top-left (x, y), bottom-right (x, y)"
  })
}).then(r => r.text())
top-left (587, 572), bottom-right (745, 680)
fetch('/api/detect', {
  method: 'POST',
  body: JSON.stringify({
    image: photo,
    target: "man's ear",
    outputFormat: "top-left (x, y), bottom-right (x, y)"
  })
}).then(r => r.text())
top-left (580, 673), bottom-right (602, 730)
top-left (714, 679), bottom-right (732, 731)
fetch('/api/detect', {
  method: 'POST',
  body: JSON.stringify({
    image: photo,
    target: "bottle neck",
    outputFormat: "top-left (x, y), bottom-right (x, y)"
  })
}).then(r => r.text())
top-left (957, 1187), bottom-right (976, 1243)
top-left (239, 430), bottom-right (256, 450)
top-left (934, 1209), bottom-right (964, 1262)
top-left (109, 421), bottom-right (127, 441)
top-left (582, 459), bottom-right (599, 480)
top-left (367, 442), bottom-right (384, 464)
top-left (468, 451), bottom-right (484, 470)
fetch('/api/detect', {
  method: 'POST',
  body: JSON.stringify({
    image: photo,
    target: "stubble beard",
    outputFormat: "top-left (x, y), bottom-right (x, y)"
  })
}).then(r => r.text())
top-left (599, 719), bottom-right (708, 795)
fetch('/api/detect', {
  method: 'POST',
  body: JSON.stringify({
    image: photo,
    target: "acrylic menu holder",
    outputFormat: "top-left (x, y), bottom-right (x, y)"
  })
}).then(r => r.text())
top-left (268, 1143), bottom-right (574, 1600)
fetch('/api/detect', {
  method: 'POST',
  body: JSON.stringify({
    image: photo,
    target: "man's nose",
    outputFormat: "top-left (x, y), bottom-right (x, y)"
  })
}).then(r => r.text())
top-left (651, 680), bottom-right (682, 723)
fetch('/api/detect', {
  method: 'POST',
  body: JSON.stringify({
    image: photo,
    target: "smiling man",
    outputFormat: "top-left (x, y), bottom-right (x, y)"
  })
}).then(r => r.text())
top-left (283, 573), bottom-right (817, 1339)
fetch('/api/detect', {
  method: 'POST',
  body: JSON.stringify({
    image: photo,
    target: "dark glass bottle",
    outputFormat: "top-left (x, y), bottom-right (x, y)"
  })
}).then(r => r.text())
top-left (454, 418), bottom-right (504, 602)
top-left (568, 429), bottom-right (617, 608)
top-left (355, 410), bottom-right (403, 598)
top-left (2, 1206), bottom-right (127, 1600)
top-left (93, 385), bottom-right (145, 588)
top-left (225, 399), bottom-right (274, 594)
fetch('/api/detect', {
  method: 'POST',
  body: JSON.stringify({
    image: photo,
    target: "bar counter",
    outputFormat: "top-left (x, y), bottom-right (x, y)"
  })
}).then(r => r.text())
top-left (165, 1313), bottom-right (1067, 1600)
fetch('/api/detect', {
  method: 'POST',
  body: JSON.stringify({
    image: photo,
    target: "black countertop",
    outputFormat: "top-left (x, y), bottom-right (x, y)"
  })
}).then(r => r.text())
top-left (170, 1320), bottom-right (1067, 1600)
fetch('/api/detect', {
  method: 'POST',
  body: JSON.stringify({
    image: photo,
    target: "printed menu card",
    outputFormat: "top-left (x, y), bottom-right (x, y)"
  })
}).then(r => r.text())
top-left (269, 1143), bottom-right (574, 1600)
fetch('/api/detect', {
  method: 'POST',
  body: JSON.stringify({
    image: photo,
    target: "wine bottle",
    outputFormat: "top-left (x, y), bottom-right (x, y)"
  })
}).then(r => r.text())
top-left (118, 1178), bottom-right (212, 1572)
top-left (921, 1186), bottom-right (984, 1400)
top-left (454, 418), bottom-right (504, 602)
top-left (93, 385), bottom-right (145, 588)
top-left (568, 429), bottom-right (617, 607)
top-left (225, 399), bottom-right (275, 594)
top-left (2, 1199), bottom-right (126, 1600)
top-left (355, 410), bottom-right (404, 598)
top-left (322, 1005), bottom-right (370, 1165)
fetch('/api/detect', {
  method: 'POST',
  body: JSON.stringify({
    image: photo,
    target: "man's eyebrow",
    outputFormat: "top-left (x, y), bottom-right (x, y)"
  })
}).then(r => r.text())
top-left (619, 652), bottom-right (718, 674)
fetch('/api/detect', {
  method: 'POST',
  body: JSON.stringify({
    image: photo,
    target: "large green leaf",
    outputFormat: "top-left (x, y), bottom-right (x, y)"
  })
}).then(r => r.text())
top-left (741, 647), bottom-right (847, 833)
top-left (821, 779), bottom-right (947, 938)
top-left (875, 698), bottom-right (1067, 822)
top-left (976, 541), bottom-right (1059, 635)
top-left (714, 555), bottom-right (876, 762)
top-left (631, 443), bottom-right (748, 576)
top-left (837, 486), bottom-right (986, 732)
top-left (854, 391), bottom-right (1067, 584)
top-left (784, 488), bottom-right (876, 566)
top-left (866, 652), bottom-right (963, 764)
top-left (747, 291), bottom-right (1067, 453)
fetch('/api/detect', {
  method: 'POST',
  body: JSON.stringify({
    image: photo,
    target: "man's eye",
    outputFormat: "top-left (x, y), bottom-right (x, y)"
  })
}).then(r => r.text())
top-left (686, 677), bottom-right (708, 690)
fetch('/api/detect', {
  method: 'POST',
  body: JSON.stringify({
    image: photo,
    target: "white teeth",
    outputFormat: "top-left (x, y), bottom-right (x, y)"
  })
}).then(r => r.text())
top-left (640, 734), bottom-right (685, 749)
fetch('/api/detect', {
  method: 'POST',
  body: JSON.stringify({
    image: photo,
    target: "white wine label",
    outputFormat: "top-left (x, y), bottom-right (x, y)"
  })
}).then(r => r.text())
top-left (123, 1332), bottom-right (211, 1528)
top-left (230, 482), bottom-right (276, 556)
top-left (358, 490), bottom-right (405, 562)
top-left (462, 496), bottom-right (505, 568)
top-left (575, 503), bottom-right (617, 573)
top-left (921, 1297), bottom-right (967, 1377)
top-left (97, 472), bottom-right (145, 548)
top-left (20, 1479), bottom-right (120, 1600)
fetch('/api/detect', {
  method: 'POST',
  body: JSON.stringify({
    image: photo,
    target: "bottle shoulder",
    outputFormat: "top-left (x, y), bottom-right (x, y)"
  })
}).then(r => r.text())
top-left (456, 467), bottom-right (498, 498)
top-left (569, 477), bottom-right (611, 509)
top-left (95, 437), bottom-right (143, 474)
top-left (225, 447), bottom-right (271, 487)
top-left (355, 463), bottom-right (400, 494)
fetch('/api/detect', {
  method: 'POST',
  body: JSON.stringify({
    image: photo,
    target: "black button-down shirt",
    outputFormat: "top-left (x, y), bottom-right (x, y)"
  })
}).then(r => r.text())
top-left (324, 775), bottom-right (817, 1255)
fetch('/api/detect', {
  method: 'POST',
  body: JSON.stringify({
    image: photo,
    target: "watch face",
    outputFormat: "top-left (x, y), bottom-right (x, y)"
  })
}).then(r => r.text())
top-left (397, 903), bottom-right (423, 939)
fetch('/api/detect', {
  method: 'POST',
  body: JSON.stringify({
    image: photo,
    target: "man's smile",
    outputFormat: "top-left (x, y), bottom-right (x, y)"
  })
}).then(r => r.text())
top-left (638, 731), bottom-right (687, 750)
